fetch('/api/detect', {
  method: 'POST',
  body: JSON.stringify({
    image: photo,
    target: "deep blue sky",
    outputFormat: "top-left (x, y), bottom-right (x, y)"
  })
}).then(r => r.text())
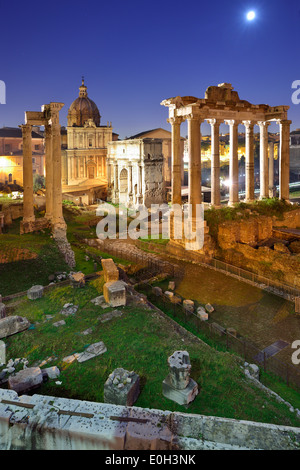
top-left (1, 0), bottom-right (300, 138)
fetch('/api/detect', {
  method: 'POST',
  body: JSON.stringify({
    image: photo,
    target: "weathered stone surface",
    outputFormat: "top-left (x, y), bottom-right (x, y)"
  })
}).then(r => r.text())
top-left (104, 368), bottom-right (140, 406)
top-left (183, 300), bottom-right (194, 312)
top-left (170, 295), bottom-right (182, 304)
top-left (27, 285), bottom-right (44, 300)
top-left (274, 242), bottom-right (290, 254)
top-left (0, 316), bottom-right (30, 339)
top-left (62, 353), bottom-right (80, 364)
top-left (77, 341), bottom-right (107, 363)
top-left (205, 303), bottom-right (214, 314)
top-left (197, 307), bottom-right (208, 321)
top-left (70, 272), bottom-right (85, 288)
top-left (8, 367), bottom-right (43, 394)
top-left (60, 304), bottom-right (78, 316)
top-left (103, 281), bottom-right (126, 307)
top-left (0, 303), bottom-right (6, 319)
top-left (163, 351), bottom-right (198, 406)
top-left (98, 310), bottom-right (123, 323)
top-left (53, 320), bottom-right (66, 327)
top-left (90, 295), bottom-right (109, 308)
top-left (245, 363), bottom-right (260, 381)
top-left (164, 291), bottom-right (174, 299)
top-left (101, 258), bottom-right (119, 283)
top-left (43, 366), bottom-right (60, 380)
top-left (0, 340), bottom-right (5, 365)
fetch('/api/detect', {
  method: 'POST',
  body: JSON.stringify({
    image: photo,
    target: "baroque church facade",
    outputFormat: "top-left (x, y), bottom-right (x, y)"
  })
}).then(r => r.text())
top-left (61, 79), bottom-right (118, 203)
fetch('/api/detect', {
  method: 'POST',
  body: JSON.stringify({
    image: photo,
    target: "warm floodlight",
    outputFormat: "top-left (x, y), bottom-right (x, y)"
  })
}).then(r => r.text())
top-left (247, 11), bottom-right (256, 21)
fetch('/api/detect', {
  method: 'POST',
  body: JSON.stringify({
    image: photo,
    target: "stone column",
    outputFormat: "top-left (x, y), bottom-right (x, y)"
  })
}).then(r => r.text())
top-left (225, 120), bottom-right (239, 206)
top-left (113, 163), bottom-right (119, 202)
top-left (187, 115), bottom-right (202, 218)
top-left (52, 122), bottom-right (66, 230)
top-left (127, 163), bottom-right (133, 205)
top-left (268, 142), bottom-right (275, 198)
top-left (21, 124), bottom-right (35, 224)
top-left (169, 117), bottom-right (183, 205)
top-left (258, 121), bottom-right (270, 199)
top-left (208, 119), bottom-right (221, 208)
top-left (243, 120), bottom-right (255, 203)
top-left (45, 124), bottom-right (53, 221)
top-left (278, 120), bottom-right (291, 201)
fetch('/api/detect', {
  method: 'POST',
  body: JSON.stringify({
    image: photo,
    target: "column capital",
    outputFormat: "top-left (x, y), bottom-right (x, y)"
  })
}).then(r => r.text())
top-left (257, 121), bottom-right (270, 128)
top-left (207, 118), bottom-right (222, 126)
top-left (186, 114), bottom-right (203, 123)
top-left (242, 120), bottom-right (255, 129)
top-left (224, 119), bottom-right (240, 127)
top-left (277, 119), bottom-right (292, 128)
top-left (167, 116), bottom-right (185, 126)
top-left (19, 124), bottom-right (32, 135)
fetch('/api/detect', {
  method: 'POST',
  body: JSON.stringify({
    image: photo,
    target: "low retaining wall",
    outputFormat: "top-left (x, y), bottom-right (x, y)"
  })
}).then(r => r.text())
top-left (0, 389), bottom-right (299, 450)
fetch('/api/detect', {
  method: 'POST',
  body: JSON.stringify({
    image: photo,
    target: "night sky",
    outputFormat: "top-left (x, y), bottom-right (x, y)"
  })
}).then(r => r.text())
top-left (1, 0), bottom-right (300, 138)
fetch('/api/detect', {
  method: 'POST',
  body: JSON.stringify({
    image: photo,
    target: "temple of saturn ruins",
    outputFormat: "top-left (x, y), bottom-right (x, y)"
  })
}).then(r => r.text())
top-left (161, 83), bottom-right (291, 210)
top-left (20, 102), bottom-right (66, 237)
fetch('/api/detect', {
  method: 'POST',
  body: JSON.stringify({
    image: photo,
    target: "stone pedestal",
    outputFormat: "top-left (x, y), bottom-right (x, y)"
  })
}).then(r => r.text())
top-left (162, 351), bottom-right (198, 405)
top-left (103, 281), bottom-right (126, 307)
top-left (104, 368), bottom-right (140, 406)
top-left (101, 258), bottom-right (119, 282)
top-left (27, 285), bottom-right (44, 300)
top-left (70, 272), bottom-right (85, 288)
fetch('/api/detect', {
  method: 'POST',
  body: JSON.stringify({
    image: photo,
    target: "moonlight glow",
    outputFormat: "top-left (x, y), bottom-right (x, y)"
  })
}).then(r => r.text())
top-left (247, 11), bottom-right (256, 21)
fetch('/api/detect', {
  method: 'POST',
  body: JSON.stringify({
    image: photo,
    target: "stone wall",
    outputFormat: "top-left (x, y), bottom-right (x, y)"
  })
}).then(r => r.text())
top-left (218, 216), bottom-right (273, 249)
top-left (0, 389), bottom-right (299, 450)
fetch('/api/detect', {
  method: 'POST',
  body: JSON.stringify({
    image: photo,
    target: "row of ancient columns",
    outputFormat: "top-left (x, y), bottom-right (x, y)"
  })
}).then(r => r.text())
top-left (169, 117), bottom-right (291, 209)
top-left (21, 122), bottom-right (64, 228)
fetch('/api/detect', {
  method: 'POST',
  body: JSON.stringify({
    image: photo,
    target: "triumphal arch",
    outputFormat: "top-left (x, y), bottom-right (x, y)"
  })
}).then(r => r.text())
top-left (20, 102), bottom-right (66, 237)
top-left (161, 83), bottom-right (291, 210)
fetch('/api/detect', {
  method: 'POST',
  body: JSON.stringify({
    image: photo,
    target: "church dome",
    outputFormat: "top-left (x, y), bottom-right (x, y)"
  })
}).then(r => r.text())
top-left (67, 79), bottom-right (101, 127)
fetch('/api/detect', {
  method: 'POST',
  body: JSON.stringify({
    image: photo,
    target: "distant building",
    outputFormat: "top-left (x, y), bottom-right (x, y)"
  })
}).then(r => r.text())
top-left (290, 129), bottom-right (300, 178)
top-left (0, 127), bottom-right (45, 186)
top-left (107, 138), bottom-right (165, 207)
top-left (127, 128), bottom-right (185, 186)
top-left (61, 79), bottom-right (118, 203)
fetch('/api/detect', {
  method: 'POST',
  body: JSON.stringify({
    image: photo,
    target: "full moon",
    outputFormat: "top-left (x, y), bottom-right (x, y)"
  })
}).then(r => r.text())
top-left (247, 11), bottom-right (256, 21)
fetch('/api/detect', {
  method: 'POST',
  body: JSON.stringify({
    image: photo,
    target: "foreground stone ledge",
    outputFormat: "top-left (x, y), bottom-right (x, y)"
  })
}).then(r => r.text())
top-left (0, 389), bottom-right (300, 450)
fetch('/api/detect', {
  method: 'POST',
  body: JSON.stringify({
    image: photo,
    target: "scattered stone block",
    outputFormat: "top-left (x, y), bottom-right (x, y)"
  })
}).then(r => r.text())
top-left (162, 351), bottom-right (198, 406)
top-left (60, 304), bottom-right (78, 316)
top-left (104, 368), bottom-right (140, 406)
top-left (152, 286), bottom-right (162, 296)
top-left (91, 295), bottom-right (110, 309)
top-left (170, 295), bottom-right (182, 304)
top-left (103, 281), bottom-right (126, 307)
top-left (183, 300), bottom-right (194, 313)
top-left (164, 291), bottom-right (174, 300)
top-left (245, 362), bottom-right (260, 381)
top-left (0, 303), bottom-right (6, 319)
top-left (77, 341), bottom-right (107, 363)
top-left (8, 367), bottom-right (44, 394)
top-left (27, 285), bottom-right (44, 300)
top-left (62, 353), bottom-right (80, 364)
top-left (197, 307), bottom-right (208, 321)
top-left (70, 272), bottom-right (85, 288)
top-left (53, 320), bottom-right (66, 327)
top-left (43, 366), bottom-right (60, 380)
top-left (0, 340), bottom-right (5, 365)
top-left (101, 258), bottom-right (119, 283)
top-left (274, 243), bottom-right (290, 254)
top-left (168, 281), bottom-right (176, 291)
top-left (0, 316), bottom-right (30, 339)
top-left (98, 310), bottom-right (123, 323)
top-left (205, 303), bottom-right (214, 314)
top-left (81, 328), bottom-right (93, 335)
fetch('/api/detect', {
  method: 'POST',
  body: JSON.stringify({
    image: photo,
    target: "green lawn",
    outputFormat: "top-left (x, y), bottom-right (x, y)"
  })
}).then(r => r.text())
top-left (2, 280), bottom-right (300, 428)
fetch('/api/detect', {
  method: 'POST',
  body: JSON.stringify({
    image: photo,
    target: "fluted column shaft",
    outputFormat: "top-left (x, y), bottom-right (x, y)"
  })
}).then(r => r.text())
top-left (244, 120), bottom-right (255, 203)
top-left (279, 120), bottom-right (291, 201)
top-left (226, 120), bottom-right (239, 205)
top-left (187, 115), bottom-right (202, 217)
top-left (258, 121), bottom-right (270, 199)
top-left (169, 117), bottom-right (183, 205)
top-left (21, 124), bottom-right (35, 223)
top-left (208, 119), bottom-right (221, 207)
